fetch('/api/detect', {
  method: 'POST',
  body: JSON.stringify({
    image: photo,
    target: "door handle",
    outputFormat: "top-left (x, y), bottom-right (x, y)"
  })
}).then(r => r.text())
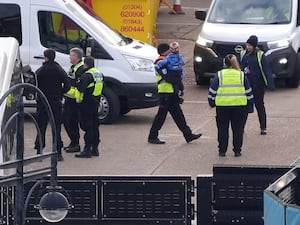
top-left (34, 55), bottom-right (44, 59)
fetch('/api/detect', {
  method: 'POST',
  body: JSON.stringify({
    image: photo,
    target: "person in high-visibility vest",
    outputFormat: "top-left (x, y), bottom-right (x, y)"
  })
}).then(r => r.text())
top-left (148, 43), bottom-right (202, 144)
top-left (75, 56), bottom-right (103, 158)
top-left (240, 35), bottom-right (275, 135)
top-left (63, 47), bottom-right (85, 153)
top-left (34, 48), bottom-right (71, 161)
top-left (208, 54), bottom-right (254, 157)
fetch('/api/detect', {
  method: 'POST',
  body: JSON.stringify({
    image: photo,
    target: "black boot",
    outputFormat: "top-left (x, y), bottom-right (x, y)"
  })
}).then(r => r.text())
top-left (91, 146), bottom-right (100, 157)
top-left (75, 146), bottom-right (92, 158)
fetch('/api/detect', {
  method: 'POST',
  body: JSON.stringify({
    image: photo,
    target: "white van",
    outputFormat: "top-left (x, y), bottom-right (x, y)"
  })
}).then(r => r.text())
top-left (194, 0), bottom-right (300, 88)
top-left (0, 37), bottom-right (24, 175)
top-left (0, 0), bottom-right (159, 124)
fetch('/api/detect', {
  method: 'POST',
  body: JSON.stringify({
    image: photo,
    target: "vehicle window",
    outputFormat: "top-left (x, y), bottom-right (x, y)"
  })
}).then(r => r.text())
top-left (0, 4), bottom-right (22, 45)
top-left (38, 11), bottom-right (89, 54)
top-left (208, 0), bottom-right (291, 24)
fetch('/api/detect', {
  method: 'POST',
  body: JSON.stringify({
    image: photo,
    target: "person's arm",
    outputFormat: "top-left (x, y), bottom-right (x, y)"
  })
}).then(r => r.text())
top-left (155, 57), bottom-right (168, 70)
top-left (59, 66), bottom-right (71, 93)
top-left (261, 54), bottom-right (275, 90)
top-left (244, 75), bottom-right (254, 113)
top-left (208, 74), bottom-right (219, 108)
top-left (244, 75), bottom-right (254, 104)
top-left (76, 72), bottom-right (93, 93)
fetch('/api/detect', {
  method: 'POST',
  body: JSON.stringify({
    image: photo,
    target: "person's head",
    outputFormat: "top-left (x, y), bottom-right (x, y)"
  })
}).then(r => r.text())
top-left (84, 56), bottom-right (95, 69)
top-left (69, 47), bottom-right (83, 65)
top-left (223, 54), bottom-right (241, 71)
top-left (169, 41), bottom-right (180, 53)
top-left (157, 43), bottom-right (170, 56)
top-left (43, 48), bottom-right (55, 62)
top-left (246, 35), bottom-right (258, 52)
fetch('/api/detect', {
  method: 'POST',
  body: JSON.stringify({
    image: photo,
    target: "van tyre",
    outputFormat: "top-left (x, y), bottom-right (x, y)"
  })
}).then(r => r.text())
top-left (286, 54), bottom-right (300, 88)
top-left (98, 87), bottom-right (120, 124)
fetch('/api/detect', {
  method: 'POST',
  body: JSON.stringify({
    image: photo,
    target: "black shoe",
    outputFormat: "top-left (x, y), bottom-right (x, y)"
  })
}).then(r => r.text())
top-left (148, 138), bottom-right (166, 144)
top-left (91, 149), bottom-right (99, 157)
top-left (57, 154), bottom-right (64, 161)
top-left (219, 152), bottom-right (226, 157)
top-left (234, 152), bottom-right (242, 157)
top-left (75, 151), bottom-right (92, 158)
top-left (64, 143), bottom-right (79, 151)
top-left (260, 129), bottom-right (267, 135)
top-left (65, 145), bottom-right (80, 153)
top-left (185, 133), bottom-right (202, 143)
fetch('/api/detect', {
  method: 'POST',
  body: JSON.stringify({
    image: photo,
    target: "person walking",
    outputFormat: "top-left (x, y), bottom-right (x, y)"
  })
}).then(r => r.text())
top-left (148, 43), bottom-right (201, 144)
top-left (208, 54), bottom-right (254, 157)
top-left (75, 56), bottom-right (103, 158)
top-left (240, 35), bottom-right (275, 135)
top-left (34, 48), bottom-right (70, 161)
top-left (63, 47), bottom-right (85, 152)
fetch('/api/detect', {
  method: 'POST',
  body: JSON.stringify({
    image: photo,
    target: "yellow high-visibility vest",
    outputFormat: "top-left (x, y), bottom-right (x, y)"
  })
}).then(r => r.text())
top-left (75, 67), bottom-right (104, 103)
top-left (64, 61), bottom-right (84, 99)
top-left (215, 69), bottom-right (247, 106)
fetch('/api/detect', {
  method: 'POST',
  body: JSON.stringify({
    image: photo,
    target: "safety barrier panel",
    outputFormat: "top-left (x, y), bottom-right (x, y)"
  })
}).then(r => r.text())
top-left (197, 165), bottom-right (290, 225)
top-left (0, 166), bottom-right (291, 225)
top-left (1, 176), bottom-right (194, 225)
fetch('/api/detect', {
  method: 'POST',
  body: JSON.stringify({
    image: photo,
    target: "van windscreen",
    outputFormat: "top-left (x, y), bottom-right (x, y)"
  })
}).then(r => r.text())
top-left (208, 0), bottom-right (291, 24)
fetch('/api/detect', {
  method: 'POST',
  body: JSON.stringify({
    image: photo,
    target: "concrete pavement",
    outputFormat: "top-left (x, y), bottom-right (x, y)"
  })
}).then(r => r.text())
top-left (24, 1), bottom-right (300, 179)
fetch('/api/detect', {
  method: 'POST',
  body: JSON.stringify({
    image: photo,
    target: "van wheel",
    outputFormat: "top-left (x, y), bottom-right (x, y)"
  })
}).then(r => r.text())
top-left (286, 54), bottom-right (300, 88)
top-left (98, 87), bottom-right (120, 124)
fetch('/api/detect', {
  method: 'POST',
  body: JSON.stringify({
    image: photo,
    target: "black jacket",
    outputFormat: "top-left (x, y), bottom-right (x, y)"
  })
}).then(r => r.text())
top-left (36, 61), bottom-right (70, 100)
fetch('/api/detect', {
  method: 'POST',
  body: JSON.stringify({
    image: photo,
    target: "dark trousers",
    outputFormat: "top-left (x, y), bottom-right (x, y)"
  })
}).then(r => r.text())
top-left (148, 93), bottom-right (192, 140)
top-left (216, 106), bottom-right (248, 153)
top-left (253, 88), bottom-right (266, 129)
top-left (63, 98), bottom-right (80, 146)
top-left (79, 99), bottom-right (100, 151)
top-left (35, 99), bottom-right (63, 154)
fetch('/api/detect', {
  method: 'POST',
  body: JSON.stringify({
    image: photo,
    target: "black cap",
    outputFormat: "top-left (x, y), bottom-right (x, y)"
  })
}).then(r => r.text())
top-left (247, 35), bottom-right (258, 47)
top-left (157, 43), bottom-right (170, 55)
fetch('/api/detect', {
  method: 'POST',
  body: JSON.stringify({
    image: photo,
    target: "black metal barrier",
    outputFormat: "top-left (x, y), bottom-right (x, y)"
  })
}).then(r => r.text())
top-left (23, 176), bottom-right (194, 225)
top-left (0, 166), bottom-right (291, 225)
top-left (197, 165), bottom-right (290, 225)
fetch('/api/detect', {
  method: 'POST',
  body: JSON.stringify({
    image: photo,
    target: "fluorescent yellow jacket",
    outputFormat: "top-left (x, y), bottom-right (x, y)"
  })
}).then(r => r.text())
top-left (155, 56), bottom-right (174, 94)
top-left (75, 67), bottom-right (104, 103)
top-left (215, 69), bottom-right (247, 106)
top-left (64, 61), bottom-right (84, 99)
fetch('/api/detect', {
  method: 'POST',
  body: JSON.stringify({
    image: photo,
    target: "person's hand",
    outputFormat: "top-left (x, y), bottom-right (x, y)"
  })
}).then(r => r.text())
top-left (178, 96), bottom-right (184, 104)
top-left (267, 85), bottom-right (275, 91)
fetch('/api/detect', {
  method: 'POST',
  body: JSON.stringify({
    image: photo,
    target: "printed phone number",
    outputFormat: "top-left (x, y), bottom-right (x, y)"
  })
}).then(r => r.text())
top-left (120, 26), bottom-right (145, 32)
top-left (120, 11), bottom-right (145, 17)
top-left (122, 4), bottom-right (143, 10)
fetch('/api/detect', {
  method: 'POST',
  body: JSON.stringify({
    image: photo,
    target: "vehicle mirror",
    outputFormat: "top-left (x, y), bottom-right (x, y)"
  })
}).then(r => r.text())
top-left (195, 10), bottom-right (207, 21)
top-left (22, 64), bottom-right (37, 100)
top-left (86, 38), bottom-right (112, 60)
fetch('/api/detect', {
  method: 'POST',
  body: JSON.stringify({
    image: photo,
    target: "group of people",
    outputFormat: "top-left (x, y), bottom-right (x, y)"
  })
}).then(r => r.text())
top-left (34, 34), bottom-right (274, 161)
top-left (34, 47), bottom-right (103, 161)
top-left (208, 35), bottom-right (275, 157)
top-left (149, 34), bottom-right (274, 158)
